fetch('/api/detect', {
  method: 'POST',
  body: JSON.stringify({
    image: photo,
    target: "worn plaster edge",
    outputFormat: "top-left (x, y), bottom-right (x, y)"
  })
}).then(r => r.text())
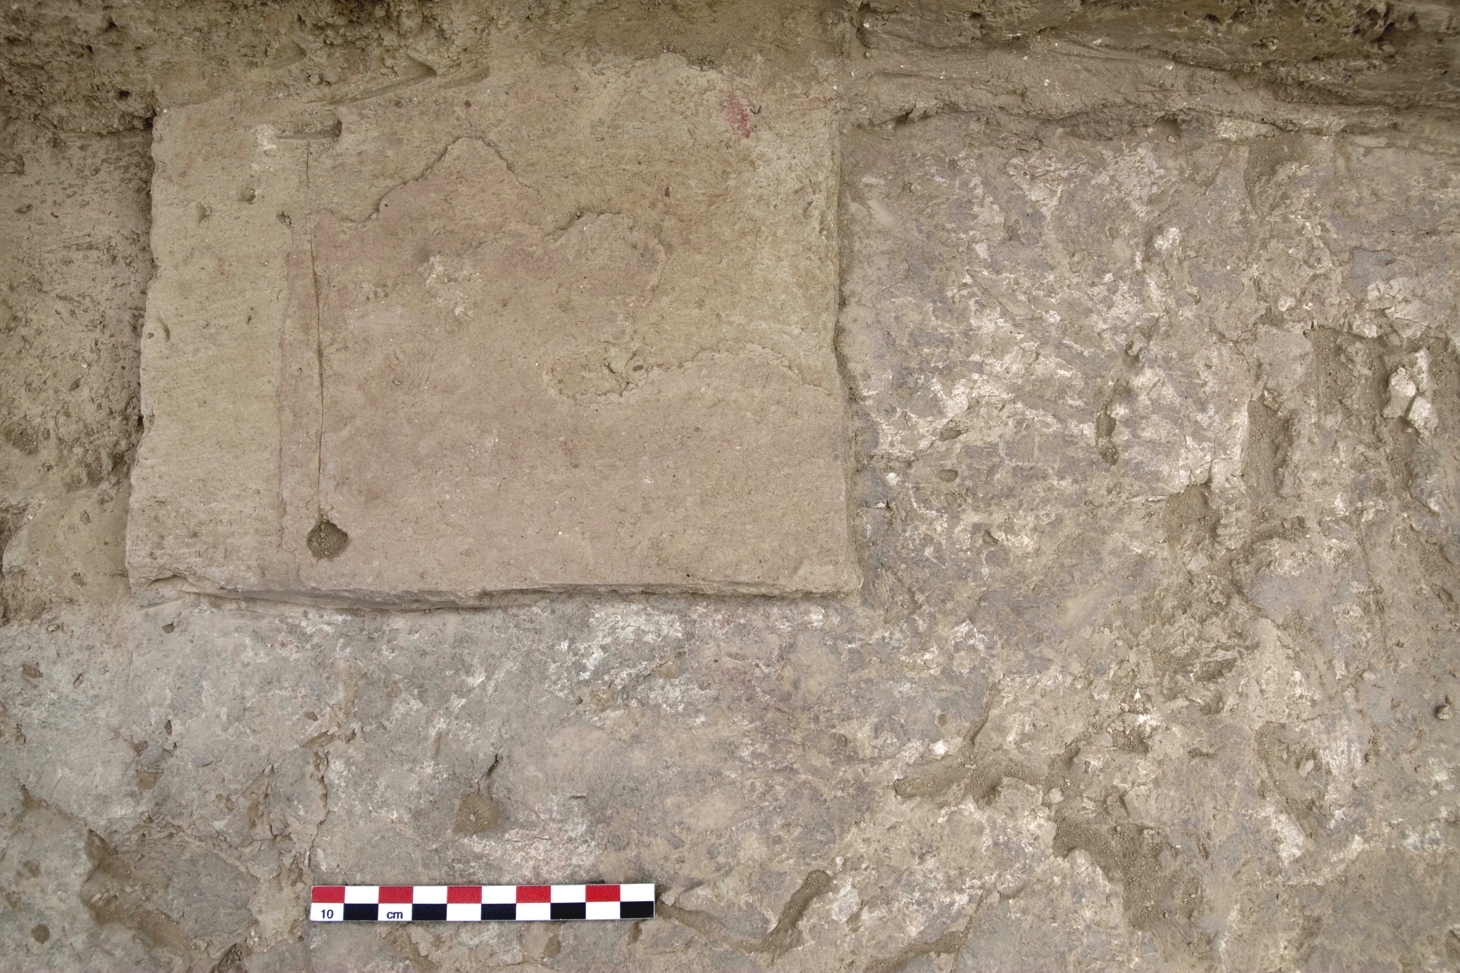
top-left (126, 575), bottom-right (862, 612)
top-left (123, 117), bottom-right (180, 591)
top-left (127, 92), bottom-right (301, 594)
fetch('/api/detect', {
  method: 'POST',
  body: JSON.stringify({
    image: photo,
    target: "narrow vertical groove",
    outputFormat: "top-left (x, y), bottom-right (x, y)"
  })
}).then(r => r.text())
top-left (306, 143), bottom-right (325, 518)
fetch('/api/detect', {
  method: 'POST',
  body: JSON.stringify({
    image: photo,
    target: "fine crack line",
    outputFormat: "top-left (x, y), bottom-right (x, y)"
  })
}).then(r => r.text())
top-left (335, 136), bottom-right (544, 226)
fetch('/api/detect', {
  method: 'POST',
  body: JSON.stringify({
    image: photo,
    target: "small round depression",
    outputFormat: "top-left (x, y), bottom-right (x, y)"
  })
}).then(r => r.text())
top-left (306, 517), bottom-right (349, 560)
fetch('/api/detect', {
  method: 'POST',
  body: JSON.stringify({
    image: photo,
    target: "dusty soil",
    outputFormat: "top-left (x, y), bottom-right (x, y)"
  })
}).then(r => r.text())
top-left (2, 2), bottom-right (1460, 971)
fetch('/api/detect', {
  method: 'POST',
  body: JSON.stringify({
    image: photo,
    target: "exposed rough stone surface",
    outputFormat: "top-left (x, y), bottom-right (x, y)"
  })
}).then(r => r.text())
top-left (2, 3), bottom-right (1460, 972)
top-left (839, 109), bottom-right (1460, 972)
top-left (129, 55), bottom-right (855, 601)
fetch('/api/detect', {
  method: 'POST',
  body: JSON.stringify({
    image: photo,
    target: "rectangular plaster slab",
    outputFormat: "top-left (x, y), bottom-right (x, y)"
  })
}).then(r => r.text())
top-left (127, 55), bottom-right (858, 604)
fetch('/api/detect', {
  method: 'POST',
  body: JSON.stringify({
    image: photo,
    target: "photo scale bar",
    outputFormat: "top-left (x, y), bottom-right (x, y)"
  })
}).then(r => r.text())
top-left (310, 884), bottom-right (655, 922)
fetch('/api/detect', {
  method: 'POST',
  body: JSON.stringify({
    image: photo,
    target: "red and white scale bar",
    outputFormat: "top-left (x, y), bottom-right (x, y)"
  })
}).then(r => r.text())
top-left (311, 884), bottom-right (655, 923)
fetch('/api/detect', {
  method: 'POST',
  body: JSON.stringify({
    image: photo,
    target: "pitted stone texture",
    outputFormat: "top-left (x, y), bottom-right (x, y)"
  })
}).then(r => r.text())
top-left (129, 55), bottom-right (855, 603)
